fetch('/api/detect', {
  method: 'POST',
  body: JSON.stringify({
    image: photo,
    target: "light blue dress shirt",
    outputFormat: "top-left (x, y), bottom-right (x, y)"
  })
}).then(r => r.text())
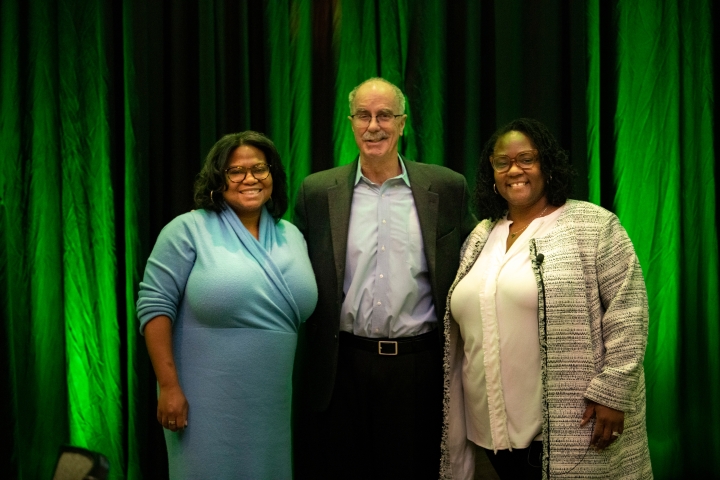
top-left (339, 157), bottom-right (437, 338)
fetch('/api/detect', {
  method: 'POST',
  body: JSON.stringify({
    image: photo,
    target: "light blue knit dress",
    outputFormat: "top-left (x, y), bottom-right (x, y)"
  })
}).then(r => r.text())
top-left (137, 206), bottom-right (317, 479)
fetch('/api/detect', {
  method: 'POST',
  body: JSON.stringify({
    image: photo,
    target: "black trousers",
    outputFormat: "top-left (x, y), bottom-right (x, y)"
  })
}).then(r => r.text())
top-left (295, 331), bottom-right (443, 480)
top-left (483, 441), bottom-right (543, 480)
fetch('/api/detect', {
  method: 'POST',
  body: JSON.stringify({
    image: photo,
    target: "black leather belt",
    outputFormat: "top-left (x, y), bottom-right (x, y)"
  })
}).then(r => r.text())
top-left (340, 330), bottom-right (438, 356)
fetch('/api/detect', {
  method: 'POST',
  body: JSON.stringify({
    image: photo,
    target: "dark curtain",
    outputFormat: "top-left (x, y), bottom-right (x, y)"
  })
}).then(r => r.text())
top-left (1, 1), bottom-right (718, 478)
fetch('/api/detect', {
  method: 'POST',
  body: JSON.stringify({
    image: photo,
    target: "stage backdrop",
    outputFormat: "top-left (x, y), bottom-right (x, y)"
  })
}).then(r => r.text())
top-left (1, 0), bottom-right (718, 478)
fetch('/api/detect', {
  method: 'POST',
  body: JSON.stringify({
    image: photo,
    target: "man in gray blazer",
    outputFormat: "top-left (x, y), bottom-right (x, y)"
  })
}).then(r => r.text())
top-left (293, 77), bottom-right (477, 479)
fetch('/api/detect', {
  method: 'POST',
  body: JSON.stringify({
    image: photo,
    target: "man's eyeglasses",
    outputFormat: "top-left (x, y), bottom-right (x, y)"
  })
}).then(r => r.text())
top-left (350, 111), bottom-right (403, 128)
top-left (225, 164), bottom-right (272, 183)
top-left (490, 150), bottom-right (538, 173)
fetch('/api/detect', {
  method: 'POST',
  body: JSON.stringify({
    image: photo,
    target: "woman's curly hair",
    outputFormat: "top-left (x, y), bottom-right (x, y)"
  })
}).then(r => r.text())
top-left (193, 131), bottom-right (288, 221)
top-left (474, 118), bottom-right (575, 221)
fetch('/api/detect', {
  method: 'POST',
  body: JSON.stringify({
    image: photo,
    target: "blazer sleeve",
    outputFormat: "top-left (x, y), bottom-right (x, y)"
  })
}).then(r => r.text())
top-left (584, 214), bottom-right (649, 412)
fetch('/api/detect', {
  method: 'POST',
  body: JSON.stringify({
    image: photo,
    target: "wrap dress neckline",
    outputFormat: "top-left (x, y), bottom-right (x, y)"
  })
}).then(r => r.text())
top-left (219, 205), bottom-right (302, 325)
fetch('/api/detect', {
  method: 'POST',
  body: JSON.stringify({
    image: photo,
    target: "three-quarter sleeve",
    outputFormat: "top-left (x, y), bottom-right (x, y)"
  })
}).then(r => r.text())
top-left (137, 215), bottom-right (197, 333)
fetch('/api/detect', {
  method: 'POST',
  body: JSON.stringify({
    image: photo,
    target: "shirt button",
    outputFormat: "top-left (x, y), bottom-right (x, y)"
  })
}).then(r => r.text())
top-left (381, 246), bottom-right (385, 251)
top-left (382, 219), bottom-right (386, 224)
top-left (379, 274), bottom-right (384, 278)
top-left (377, 301), bottom-right (382, 305)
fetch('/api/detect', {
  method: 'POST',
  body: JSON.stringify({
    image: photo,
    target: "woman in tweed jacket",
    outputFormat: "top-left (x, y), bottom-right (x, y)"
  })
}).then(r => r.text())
top-left (440, 119), bottom-right (652, 479)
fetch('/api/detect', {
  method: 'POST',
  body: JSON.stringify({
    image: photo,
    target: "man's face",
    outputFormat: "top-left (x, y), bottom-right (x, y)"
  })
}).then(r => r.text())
top-left (349, 81), bottom-right (406, 161)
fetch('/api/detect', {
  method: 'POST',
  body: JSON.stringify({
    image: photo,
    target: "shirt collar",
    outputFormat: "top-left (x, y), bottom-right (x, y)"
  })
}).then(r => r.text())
top-left (354, 155), bottom-right (411, 187)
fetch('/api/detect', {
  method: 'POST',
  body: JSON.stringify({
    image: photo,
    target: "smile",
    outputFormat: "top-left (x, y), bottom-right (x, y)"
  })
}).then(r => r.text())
top-left (508, 182), bottom-right (529, 187)
top-left (239, 189), bottom-right (262, 194)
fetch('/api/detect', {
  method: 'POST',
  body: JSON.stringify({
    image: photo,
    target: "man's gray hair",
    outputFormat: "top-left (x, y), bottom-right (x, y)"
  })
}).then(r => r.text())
top-left (348, 77), bottom-right (406, 115)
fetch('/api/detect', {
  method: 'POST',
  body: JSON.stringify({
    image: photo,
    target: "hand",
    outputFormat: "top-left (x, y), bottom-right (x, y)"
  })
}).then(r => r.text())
top-left (580, 400), bottom-right (624, 451)
top-left (157, 383), bottom-right (189, 432)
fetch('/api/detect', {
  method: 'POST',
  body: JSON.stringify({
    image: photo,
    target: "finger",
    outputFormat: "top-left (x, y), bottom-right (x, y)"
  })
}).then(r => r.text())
top-left (607, 421), bottom-right (624, 446)
top-left (590, 416), bottom-right (606, 447)
top-left (598, 421), bottom-right (614, 450)
top-left (167, 417), bottom-right (178, 432)
top-left (181, 402), bottom-right (189, 428)
top-left (600, 418), bottom-right (623, 450)
top-left (176, 412), bottom-right (186, 431)
top-left (580, 404), bottom-right (595, 427)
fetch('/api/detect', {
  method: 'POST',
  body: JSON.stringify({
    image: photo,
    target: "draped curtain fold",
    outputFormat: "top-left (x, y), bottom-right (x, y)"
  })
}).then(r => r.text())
top-left (612, 1), bottom-right (719, 475)
top-left (1, 1), bottom-right (718, 478)
top-left (2, 0), bottom-right (123, 477)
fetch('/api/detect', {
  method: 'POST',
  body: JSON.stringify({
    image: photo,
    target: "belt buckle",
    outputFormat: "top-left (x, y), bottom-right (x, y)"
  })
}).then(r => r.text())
top-left (378, 340), bottom-right (398, 355)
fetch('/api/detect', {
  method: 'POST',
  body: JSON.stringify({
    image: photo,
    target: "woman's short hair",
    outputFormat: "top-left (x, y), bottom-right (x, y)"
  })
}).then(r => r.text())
top-left (475, 118), bottom-right (575, 220)
top-left (193, 131), bottom-right (288, 221)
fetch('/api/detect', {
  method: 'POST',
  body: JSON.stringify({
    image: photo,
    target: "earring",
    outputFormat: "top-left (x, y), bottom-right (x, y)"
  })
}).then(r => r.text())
top-left (210, 190), bottom-right (215, 203)
top-left (493, 183), bottom-right (497, 194)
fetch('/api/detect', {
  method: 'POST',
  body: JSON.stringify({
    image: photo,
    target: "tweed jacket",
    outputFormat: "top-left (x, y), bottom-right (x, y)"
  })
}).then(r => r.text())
top-left (440, 200), bottom-right (652, 479)
top-left (293, 157), bottom-right (477, 412)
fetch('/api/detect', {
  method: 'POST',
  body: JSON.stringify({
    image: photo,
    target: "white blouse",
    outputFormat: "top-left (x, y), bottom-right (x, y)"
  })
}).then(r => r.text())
top-left (450, 206), bottom-right (564, 451)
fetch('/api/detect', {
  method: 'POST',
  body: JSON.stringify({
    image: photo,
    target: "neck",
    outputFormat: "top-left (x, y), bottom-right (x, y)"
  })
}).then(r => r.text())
top-left (360, 153), bottom-right (401, 185)
top-left (507, 198), bottom-right (550, 224)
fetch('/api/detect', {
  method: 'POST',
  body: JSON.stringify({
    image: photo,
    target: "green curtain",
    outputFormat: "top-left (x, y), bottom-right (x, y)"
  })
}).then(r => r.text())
top-left (2, 1), bottom-right (68, 478)
top-left (334, 0), bottom-right (381, 165)
top-left (611, 0), bottom-right (719, 475)
top-left (122, 0), bottom-right (145, 476)
top-left (586, 0), bottom-right (602, 205)
top-left (1, 0), bottom-right (123, 477)
top-left (332, 0), bottom-right (446, 166)
top-left (587, 1), bottom-right (719, 475)
top-left (2, 1), bottom-right (718, 478)
top-left (264, 0), bottom-right (313, 210)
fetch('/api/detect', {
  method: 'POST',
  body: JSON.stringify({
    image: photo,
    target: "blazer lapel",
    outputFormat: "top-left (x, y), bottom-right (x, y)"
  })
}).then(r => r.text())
top-left (328, 160), bottom-right (357, 296)
top-left (406, 161), bottom-right (439, 283)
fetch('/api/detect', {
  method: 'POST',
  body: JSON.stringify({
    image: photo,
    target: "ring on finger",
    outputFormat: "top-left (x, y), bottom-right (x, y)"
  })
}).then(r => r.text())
top-left (168, 420), bottom-right (176, 425)
top-left (611, 431), bottom-right (620, 437)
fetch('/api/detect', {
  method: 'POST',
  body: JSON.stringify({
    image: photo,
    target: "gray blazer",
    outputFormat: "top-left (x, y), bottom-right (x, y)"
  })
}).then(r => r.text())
top-left (293, 157), bottom-right (477, 411)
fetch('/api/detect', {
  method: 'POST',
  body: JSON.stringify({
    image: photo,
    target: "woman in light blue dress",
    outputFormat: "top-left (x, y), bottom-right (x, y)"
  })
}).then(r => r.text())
top-left (137, 131), bottom-right (318, 479)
